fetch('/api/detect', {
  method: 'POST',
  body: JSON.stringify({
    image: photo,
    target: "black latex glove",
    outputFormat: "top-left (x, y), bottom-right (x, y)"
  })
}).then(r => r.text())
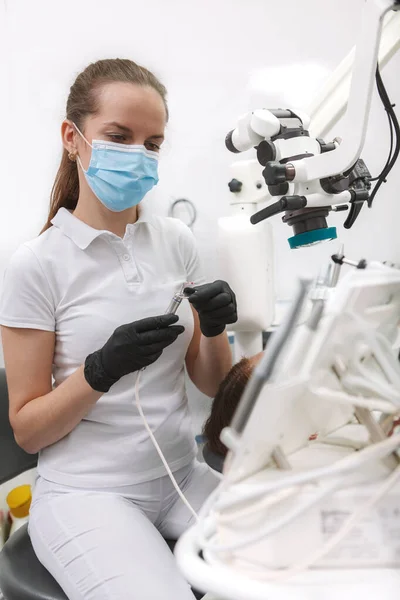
top-left (184, 280), bottom-right (237, 338)
top-left (84, 314), bottom-right (185, 392)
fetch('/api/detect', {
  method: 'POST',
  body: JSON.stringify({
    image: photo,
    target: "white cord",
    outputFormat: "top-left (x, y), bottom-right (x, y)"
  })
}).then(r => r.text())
top-left (285, 463), bottom-right (400, 575)
top-left (197, 431), bottom-right (400, 552)
top-left (213, 432), bottom-right (400, 512)
top-left (199, 465), bottom-right (400, 583)
top-left (216, 485), bottom-right (299, 524)
top-left (198, 480), bottom-right (340, 553)
top-left (215, 463), bottom-right (400, 583)
top-left (134, 370), bottom-right (199, 521)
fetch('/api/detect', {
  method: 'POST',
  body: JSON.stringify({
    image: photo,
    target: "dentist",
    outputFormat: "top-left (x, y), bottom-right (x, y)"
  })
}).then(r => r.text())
top-left (0, 58), bottom-right (237, 600)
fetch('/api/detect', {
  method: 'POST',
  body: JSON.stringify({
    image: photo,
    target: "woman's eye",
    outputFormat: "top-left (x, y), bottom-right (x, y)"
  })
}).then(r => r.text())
top-left (145, 142), bottom-right (160, 152)
top-left (108, 133), bottom-right (126, 142)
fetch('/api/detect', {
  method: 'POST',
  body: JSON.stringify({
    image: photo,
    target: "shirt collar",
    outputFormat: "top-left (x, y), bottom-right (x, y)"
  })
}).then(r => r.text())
top-left (51, 206), bottom-right (153, 250)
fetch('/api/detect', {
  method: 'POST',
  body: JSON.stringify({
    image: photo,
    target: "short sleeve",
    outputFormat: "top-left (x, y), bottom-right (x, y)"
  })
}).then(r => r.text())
top-left (0, 244), bottom-right (55, 331)
top-left (177, 223), bottom-right (206, 286)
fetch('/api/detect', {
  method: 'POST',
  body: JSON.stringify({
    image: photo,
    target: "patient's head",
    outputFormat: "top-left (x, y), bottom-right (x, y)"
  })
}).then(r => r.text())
top-left (203, 352), bottom-right (263, 457)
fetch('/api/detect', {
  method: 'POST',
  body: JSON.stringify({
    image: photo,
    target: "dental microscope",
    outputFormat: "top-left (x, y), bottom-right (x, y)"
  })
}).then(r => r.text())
top-left (176, 1), bottom-right (400, 599)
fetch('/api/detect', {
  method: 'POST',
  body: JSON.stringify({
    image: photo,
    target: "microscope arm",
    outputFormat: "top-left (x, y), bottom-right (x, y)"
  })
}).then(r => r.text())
top-left (292, 0), bottom-right (398, 182)
top-left (308, 8), bottom-right (400, 140)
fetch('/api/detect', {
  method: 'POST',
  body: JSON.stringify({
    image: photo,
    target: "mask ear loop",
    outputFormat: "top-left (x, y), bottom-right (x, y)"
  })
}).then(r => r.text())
top-left (72, 122), bottom-right (93, 148)
top-left (71, 122), bottom-right (93, 173)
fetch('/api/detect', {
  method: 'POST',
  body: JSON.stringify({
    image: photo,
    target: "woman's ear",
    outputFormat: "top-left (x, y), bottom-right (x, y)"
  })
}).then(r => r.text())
top-left (61, 120), bottom-right (77, 155)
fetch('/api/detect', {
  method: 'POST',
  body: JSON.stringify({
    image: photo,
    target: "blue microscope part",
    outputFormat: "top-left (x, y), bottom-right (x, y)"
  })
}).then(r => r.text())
top-left (288, 227), bottom-right (337, 249)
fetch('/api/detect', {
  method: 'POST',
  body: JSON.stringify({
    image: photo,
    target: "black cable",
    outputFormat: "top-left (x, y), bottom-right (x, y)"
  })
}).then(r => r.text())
top-left (349, 76), bottom-right (395, 189)
top-left (371, 69), bottom-right (396, 180)
top-left (376, 67), bottom-right (397, 172)
top-left (368, 66), bottom-right (400, 207)
top-left (369, 111), bottom-right (394, 182)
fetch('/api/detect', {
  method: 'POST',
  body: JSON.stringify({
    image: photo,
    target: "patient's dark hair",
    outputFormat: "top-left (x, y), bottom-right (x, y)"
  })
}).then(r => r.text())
top-left (203, 357), bottom-right (253, 457)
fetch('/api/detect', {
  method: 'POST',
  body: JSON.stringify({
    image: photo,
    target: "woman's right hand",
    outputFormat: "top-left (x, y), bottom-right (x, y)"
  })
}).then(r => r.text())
top-left (84, 314), bottom-right (185, 392)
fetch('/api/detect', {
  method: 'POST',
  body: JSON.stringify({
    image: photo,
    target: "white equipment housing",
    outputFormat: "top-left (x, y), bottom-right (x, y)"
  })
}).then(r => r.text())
top-left (217, 4), bottom-right (400, 359)
top-left (218, 209), bottom-right (274, 360)
top-left (176, 1), bottom-right (400, 598)
top-left (176, 261), bottom-right (400, 600)
top-left (217, 160), bottom-right (275, 359)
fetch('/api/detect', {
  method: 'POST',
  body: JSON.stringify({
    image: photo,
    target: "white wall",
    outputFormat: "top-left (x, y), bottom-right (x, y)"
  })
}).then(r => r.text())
top-left (0, 0), bottom-right (399, 307)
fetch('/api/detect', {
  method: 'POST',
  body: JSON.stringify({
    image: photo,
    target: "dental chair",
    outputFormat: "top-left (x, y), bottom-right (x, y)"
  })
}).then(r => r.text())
top-left (0, 368), bottom-right (203, 600)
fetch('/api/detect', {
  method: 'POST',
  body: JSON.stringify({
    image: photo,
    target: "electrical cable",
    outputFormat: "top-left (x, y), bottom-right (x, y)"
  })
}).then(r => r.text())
top-left (286, 463), bottom-right (400, 575)
top-left (213, 432), bottom-right (400, 511)
top-left (216, 485), bottom-right (298, 524)
top-left (376, 66), bottom-right (399, 168)
top-left (369, 111), bottom-right (394, 182)
top-left (198, 480), bottom-right (340, 553)
top-left (134, 370), bottom-right (199, 521)
top-left (198, 419), bottom-right (400, 555)
top-left (196, 430), bottom-right (400, 552)
top-left (368, 65), bottom-right (400, 206)
top-left (206, 464), bottom-right (400, 583)
top-left (198, 452), bottom-right (400, 572)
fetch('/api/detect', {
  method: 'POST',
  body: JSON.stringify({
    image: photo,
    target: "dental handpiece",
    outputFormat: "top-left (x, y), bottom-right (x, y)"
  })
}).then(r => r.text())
top-left (165, 283), bottom-right (193, 315)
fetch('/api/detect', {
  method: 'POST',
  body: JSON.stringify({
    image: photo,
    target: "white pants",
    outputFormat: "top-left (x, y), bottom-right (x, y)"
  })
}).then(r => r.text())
top-left (29, 460), bottom-right (218, 600)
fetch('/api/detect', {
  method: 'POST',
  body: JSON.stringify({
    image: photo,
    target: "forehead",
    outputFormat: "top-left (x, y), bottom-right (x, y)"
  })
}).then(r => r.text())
top-left (91, 81), bottom-right (166, 133)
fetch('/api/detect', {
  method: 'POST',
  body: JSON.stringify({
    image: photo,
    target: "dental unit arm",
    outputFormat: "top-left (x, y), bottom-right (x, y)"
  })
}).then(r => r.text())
top-left (224, 0), bottom-right (400, 250)
top-left (175, 2), bottom-right (400, 598)
top-left (176, 254), bottom-right (400, 600)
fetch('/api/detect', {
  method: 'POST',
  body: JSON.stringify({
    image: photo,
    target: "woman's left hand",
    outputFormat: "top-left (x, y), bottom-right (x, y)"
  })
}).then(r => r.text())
top-left (184, 280), bottom-right (238, 337)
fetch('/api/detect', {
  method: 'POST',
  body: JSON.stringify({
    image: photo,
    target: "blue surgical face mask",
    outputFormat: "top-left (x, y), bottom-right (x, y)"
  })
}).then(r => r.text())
top-left (74, 124), bottom-right (159, 212)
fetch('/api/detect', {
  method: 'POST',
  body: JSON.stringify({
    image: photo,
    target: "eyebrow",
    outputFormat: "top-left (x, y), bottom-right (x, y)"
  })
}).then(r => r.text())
top-left (103, 121), bottom-right (164, 140)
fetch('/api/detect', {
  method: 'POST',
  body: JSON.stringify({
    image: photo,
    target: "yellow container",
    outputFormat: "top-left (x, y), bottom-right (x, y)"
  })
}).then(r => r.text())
top-left (6, 485), bottom-right (32, 519)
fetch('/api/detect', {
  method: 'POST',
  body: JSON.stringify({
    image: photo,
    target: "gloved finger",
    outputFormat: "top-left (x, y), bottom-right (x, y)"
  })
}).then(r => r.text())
top-left (141, 328), bottom-right (184, 353)
top-left (206, 315), bottom-right (236, 328)
top-left (143, 330), bottom-right (181, 356)
top-left (231, 288), bottom-right (237, 310)
top-left (185, 281), bottom-right (225, 304)
top-left (141, 338), bottom-right (178, 356)
top-left (138, 325), bottom-right (185, 345)
top-left (224, 313), bottom-right (238, 325)
top-left (199, 293), bottom-right (232, 313)
top-left (135, 313), bottom-right (179, 333)
top-left (183, 287), bottom-right (196, 297)
top-left (202, 304), bottom-right (236, 321)
top-left (143, 350), bottom-right (163, 365)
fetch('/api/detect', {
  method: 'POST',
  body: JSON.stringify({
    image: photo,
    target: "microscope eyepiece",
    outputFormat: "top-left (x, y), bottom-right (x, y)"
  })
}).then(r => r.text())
top-left (225, 131), bottom-right (240, 153)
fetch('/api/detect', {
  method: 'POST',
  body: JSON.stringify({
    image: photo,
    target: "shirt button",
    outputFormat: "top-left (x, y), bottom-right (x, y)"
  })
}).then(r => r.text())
top-left (122, 253), bottom-right (130, 261)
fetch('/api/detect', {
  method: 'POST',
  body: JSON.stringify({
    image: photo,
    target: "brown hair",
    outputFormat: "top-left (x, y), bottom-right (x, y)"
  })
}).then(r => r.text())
top-left (203, 357), bottom-right (253, 457)
top-left (41, 58), bottom-right (168, 233)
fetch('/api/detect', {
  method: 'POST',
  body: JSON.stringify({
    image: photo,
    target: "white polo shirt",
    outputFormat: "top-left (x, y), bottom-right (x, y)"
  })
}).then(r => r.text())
top-left (0, 207), bottom-right (205, 487)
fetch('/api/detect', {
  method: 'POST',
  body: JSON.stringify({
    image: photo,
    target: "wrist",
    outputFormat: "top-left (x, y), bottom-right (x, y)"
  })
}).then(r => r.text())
top-left (84, 350), bottom-right (118, 393)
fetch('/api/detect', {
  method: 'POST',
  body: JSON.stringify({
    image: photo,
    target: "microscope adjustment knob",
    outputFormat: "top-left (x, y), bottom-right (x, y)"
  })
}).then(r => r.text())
top-left (228, 178), bottom-right (243, 193)
top-left (262, 161), bottom-right (290, 186)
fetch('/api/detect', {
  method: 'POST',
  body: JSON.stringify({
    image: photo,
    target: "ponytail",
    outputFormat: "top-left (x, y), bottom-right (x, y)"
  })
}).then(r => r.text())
top-left (41, 149), bottom-right (79, 233)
